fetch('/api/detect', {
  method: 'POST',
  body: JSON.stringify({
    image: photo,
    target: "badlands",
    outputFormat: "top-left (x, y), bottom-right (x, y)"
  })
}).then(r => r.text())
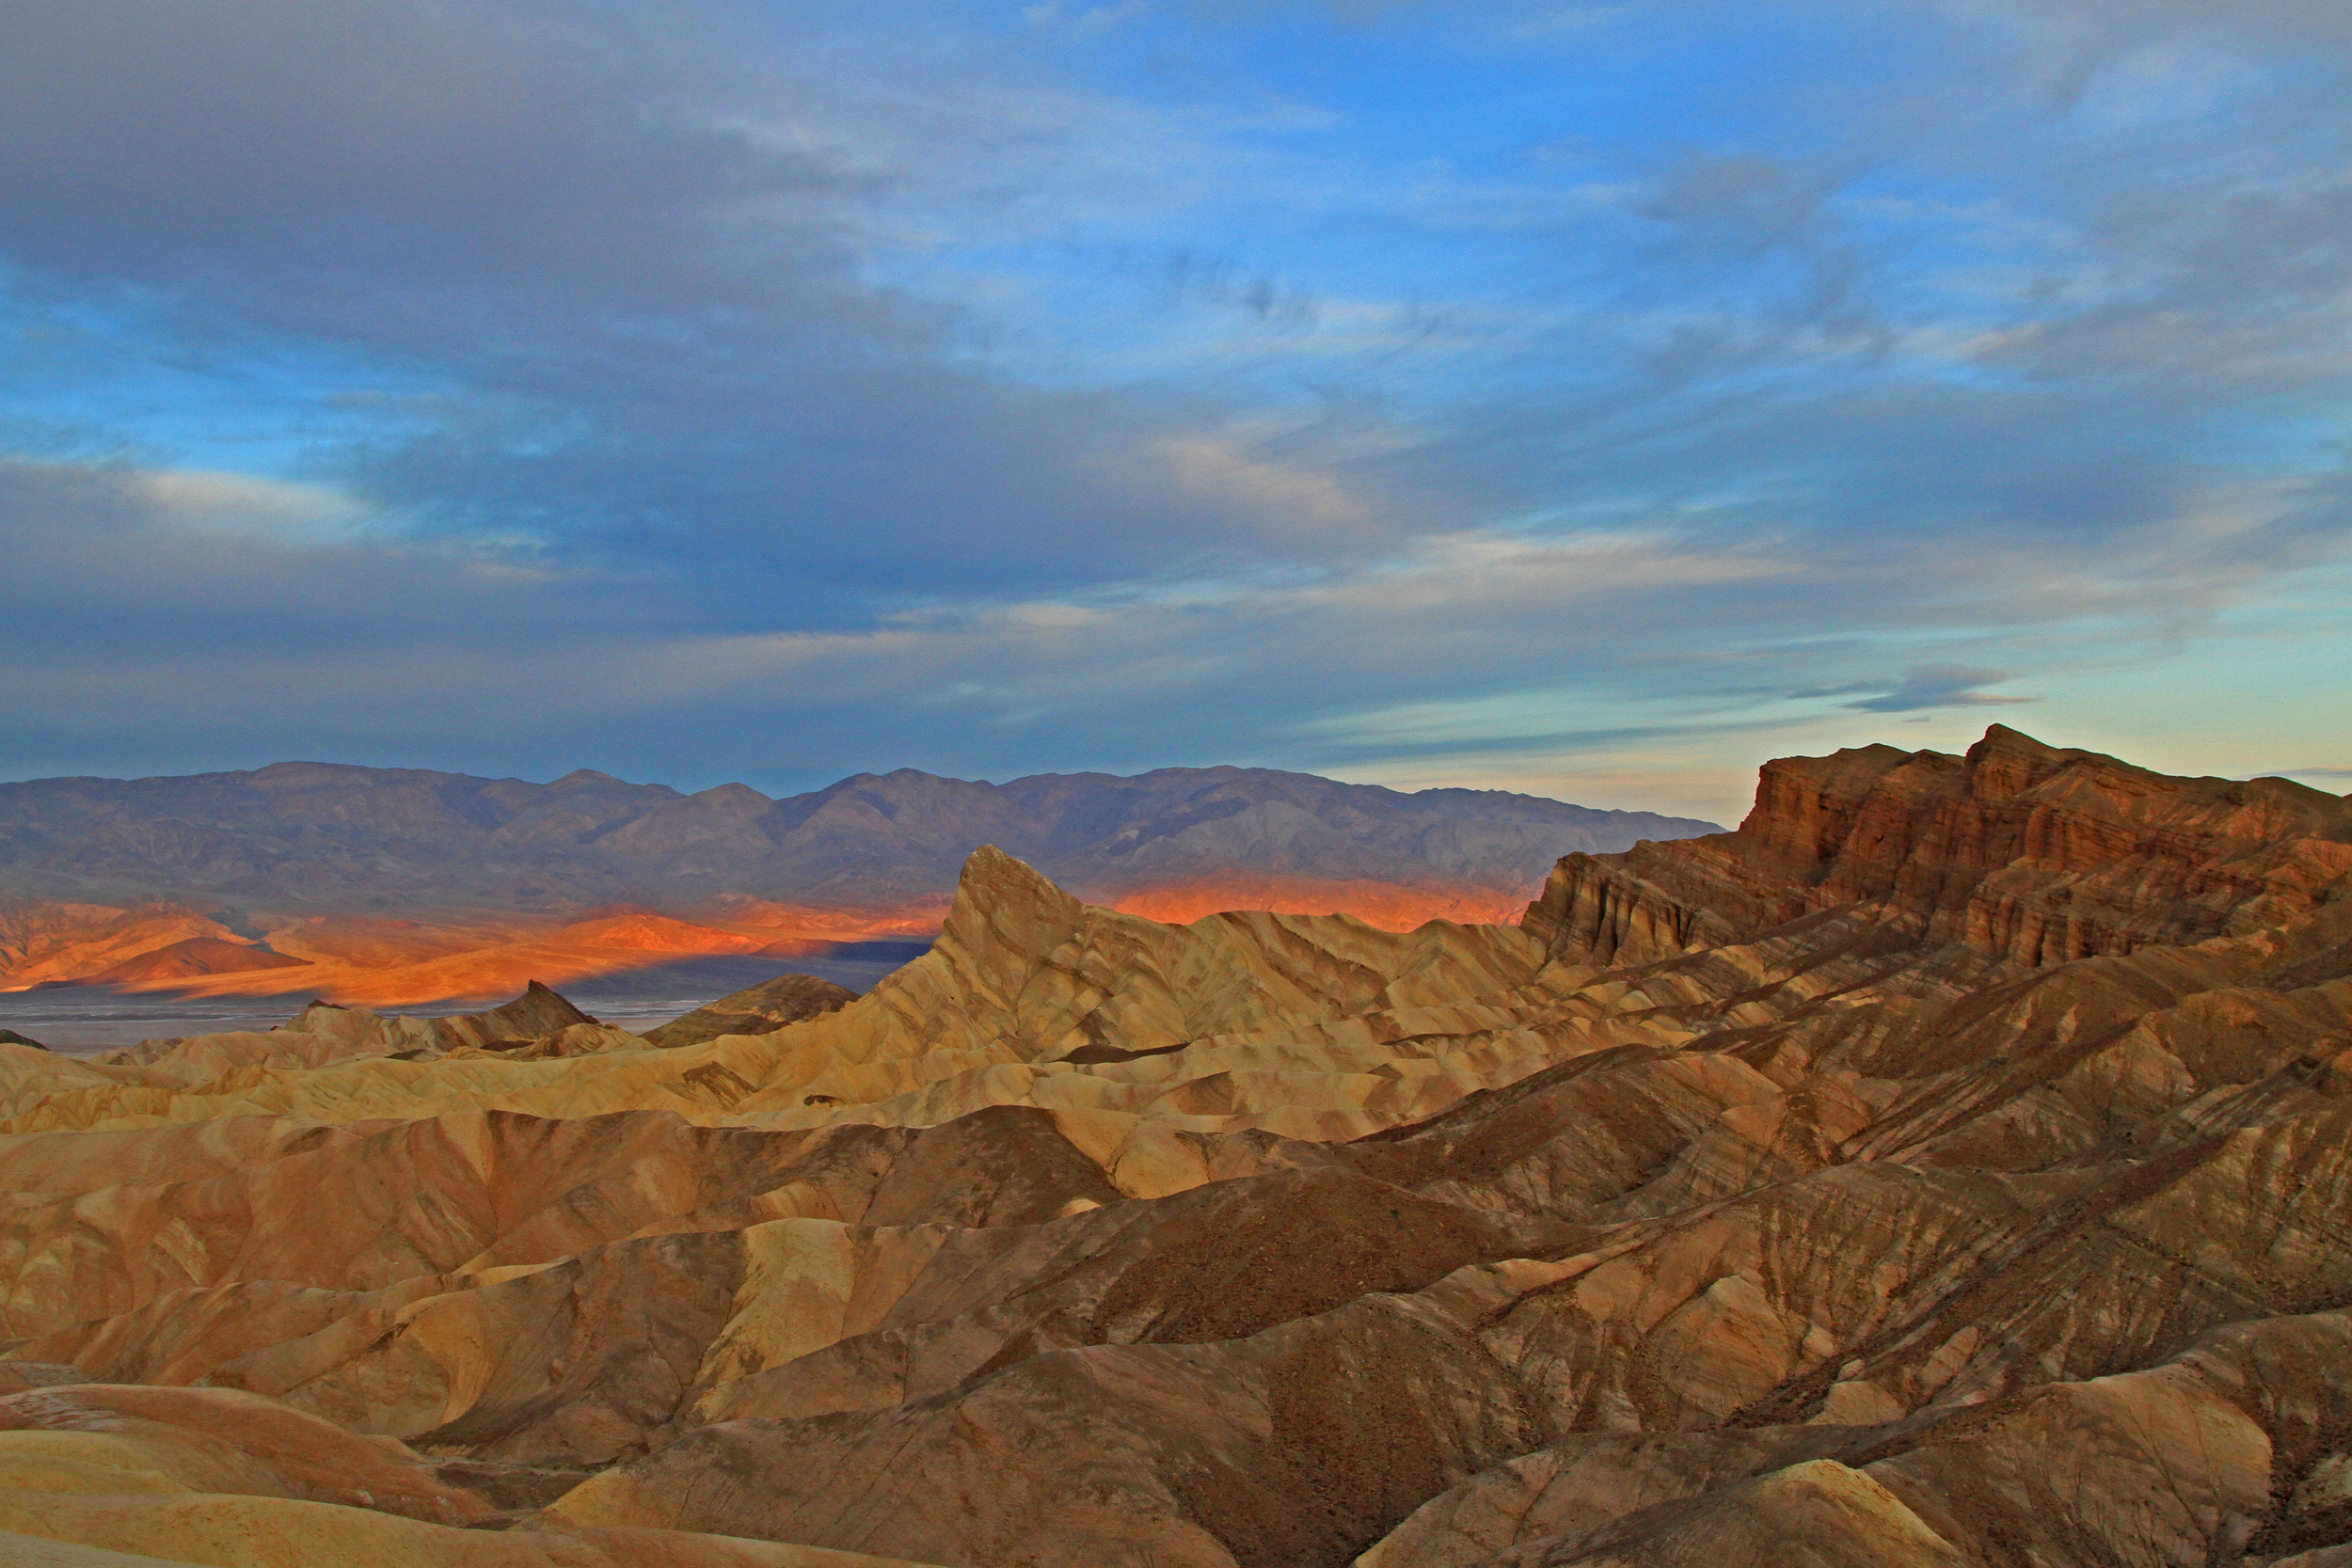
top-left (0, 725), bottom-right (2347, 1566)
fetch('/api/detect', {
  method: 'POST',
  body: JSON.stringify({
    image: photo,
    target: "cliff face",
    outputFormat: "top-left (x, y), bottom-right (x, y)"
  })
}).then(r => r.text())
top-left (0, 726), bottom-right (2347, 1568)
top-left (1526, 723), bottom-right (2352, 971)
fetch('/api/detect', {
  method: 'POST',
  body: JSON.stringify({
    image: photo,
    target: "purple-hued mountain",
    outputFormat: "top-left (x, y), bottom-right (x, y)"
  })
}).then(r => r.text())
top-left (0, 761), bottom-right (1719, 913)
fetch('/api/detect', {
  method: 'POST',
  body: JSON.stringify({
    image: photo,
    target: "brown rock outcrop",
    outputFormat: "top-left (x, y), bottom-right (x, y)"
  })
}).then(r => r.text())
top-left (1524, 723), bottom-right (2351, 971)
top-left (0, 726), bottom-right (2345, 1567)
top-left (94, 979), bottom-right (608, 1079)
top-left (645, 976), bottom-right (859, 1050)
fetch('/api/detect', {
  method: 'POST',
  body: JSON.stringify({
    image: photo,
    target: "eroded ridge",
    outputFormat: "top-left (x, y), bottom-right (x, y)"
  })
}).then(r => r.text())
top-left (0, 725), bottom-right (2347, 1568)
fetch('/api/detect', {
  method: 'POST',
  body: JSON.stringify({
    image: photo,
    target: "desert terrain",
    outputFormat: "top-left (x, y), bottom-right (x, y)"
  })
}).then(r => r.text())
top-left (0, 765), bottom-right (1711, 1013)
top-left (0, 725), bottom-right (2345, 1566)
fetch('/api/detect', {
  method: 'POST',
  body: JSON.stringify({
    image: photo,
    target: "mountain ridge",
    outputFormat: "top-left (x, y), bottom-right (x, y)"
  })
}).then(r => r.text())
top-left (0, 760), bottom-right (1717, 913)
top-left (0, 756), bottom-right (1722, 911)
top-left (0, 760), bottom-right (1715, 1002)
top-left (1, 726), bottom-right (2350, 1565)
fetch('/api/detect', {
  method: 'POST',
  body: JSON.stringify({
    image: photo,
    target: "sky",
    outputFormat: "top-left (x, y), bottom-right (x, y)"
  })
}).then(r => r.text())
top-left (1, 0), bottom-right (2347, 824)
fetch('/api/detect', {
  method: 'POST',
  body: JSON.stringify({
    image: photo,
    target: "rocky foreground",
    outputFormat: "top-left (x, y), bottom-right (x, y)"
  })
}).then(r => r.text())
top-left (0, 725), bottom-right (2346, 1567)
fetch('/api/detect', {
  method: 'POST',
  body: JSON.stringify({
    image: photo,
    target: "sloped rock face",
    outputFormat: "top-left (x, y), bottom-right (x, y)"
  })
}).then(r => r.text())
top-left (1525, 724), bottom-right (2352, 970)
top-left (0, 726), bottom-right (2346, 1568)
top-left (95, 978), bottom-right (613, 1079)
top-left (644, 975), bottom-right (858, 1050)
top-left (75, 936), bottom-right (312, 985)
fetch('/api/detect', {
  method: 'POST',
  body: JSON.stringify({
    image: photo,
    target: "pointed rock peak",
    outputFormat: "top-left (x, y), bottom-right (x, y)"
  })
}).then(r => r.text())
top-left (477, 980), bottom-right (597, 1036)
top-left (1963, 724), bottom-right (2103, 801)
top-left (1970, 722), bottom-right (2059, 758)
top-left (937, 845), bottom-right (1086, 965)
top-left (957, 844), bottom-right (1070, 903)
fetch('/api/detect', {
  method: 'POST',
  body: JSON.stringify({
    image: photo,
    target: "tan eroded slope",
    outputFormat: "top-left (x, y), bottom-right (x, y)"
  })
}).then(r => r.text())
top-left (0, 725), bottom-right (2347, 1567)
top-left (0, 847), bottom-right (1570, 1145)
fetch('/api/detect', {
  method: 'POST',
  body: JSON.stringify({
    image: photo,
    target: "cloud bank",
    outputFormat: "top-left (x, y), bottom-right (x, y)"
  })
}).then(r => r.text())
top-left (1, 0), bottom-right (2346, 819)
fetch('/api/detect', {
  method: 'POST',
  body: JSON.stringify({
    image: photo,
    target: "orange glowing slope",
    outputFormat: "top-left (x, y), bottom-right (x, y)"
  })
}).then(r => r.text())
top-left (0, 763), bottom-right (1720, 1002)
top-left (142, 905), bottom-right (934, 1007)
top-left (3, 876), bottom-right (1534, 1006)
top-left (80, 937), bottom-right (313, 986)
top-left (1103, 871), bottom-right (1534, 927)
top-left (0, 903), bottom-right (258, 990)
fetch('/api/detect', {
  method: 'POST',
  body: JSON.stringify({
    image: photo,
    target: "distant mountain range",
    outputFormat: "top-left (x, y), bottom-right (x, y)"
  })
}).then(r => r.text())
top-left (11, 728), bottom-right (2352, 1568)
top-left (0, 761), bottom-right (1719, 1004)
top-left (0, 761), bottom-right (1720, 917)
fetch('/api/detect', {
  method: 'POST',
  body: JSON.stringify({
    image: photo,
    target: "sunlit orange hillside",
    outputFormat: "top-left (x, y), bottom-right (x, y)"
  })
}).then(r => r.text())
top-left (0, 761), bottom-right (1717, 1003)
top-left (1106, 872), bottom-right (1533, 928)
top-left (89, 904), bottom-right (932, 1007)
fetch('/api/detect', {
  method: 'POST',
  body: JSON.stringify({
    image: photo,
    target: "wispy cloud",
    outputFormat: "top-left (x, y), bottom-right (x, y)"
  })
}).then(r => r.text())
top-left (1804, 664), bottom-right (2039, 713)
top-left (0, 0), bottom-right (2346, 811)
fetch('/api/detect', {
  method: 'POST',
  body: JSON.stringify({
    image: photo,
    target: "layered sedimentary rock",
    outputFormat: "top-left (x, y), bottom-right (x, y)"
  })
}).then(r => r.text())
top-left (0, 725), bottom-right (2344, 1568)
top-left (0, 1376), bottom-right (939, 1565)
top-left (645, 975), bottom-right (859, 1050)
top-left (93, 980), bottom-right (617, 1080)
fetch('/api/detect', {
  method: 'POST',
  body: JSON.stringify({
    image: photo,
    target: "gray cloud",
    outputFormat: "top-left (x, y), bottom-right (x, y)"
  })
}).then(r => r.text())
top-left (1818, 665), bottom-right (2039, 713)
top-left (2, 0), bottom-right (1458, 603)
top-left (0, 1), bottom-right (858, 295)
top-left (0, 0), bottom-right (2346, 800)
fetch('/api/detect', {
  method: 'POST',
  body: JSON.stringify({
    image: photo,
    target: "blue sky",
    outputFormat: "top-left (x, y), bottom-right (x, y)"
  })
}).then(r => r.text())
top-left (2, 0), bottom-right (2346, 822)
